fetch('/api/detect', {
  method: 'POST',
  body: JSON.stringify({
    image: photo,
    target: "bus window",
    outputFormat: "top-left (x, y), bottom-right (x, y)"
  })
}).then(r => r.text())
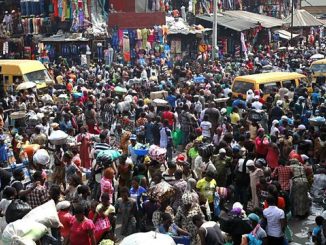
top-left (232, 80), bottom-right (254, 94)
top-left (282, 80), bottom-right (296, 90)
top-left (259, 82), bottom-right (281, 94)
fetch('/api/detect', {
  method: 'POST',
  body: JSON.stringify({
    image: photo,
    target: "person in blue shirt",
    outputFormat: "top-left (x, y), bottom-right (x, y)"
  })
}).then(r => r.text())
top-left (166, 91), bottom-right (177, 109)
top-left (129, 176), bottom-right (147, 211)
top-left (0, 135), bottom-right (8, 166)
top-left (312, 216), bottom-right (324, 244)
top-left (232, 95), bottom-right (247, 109)
top-left (311, 89), bottom-right (321, 113)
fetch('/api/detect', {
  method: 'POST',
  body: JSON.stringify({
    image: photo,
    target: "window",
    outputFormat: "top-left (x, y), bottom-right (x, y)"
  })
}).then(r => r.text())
top-left (311, 64), bottom-right (326, 73)
top-left (13, 76), bottom-right (22, 84)
top-left (282, 80), bottom-right (296, 90)
top-left (4, 76), bottom-right (9, 84)
top-left (259, 82), bottom-right (281, 94)
top-left (23, 70), bottom-right (51, 84)
top-left (232, 80), bottom-right (254, 94)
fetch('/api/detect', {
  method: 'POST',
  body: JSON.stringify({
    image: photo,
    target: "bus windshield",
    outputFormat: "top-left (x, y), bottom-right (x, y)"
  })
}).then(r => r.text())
top-left (23, 70), bottom-right (51, 83)
top-left (311, 64), bottom-right (326, 73)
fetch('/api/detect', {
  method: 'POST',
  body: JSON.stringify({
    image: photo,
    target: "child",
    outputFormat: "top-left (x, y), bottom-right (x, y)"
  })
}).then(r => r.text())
top-left (0, 187), bottom-right (16, 232)
top-left (312, 216), bottom-right (324, 245)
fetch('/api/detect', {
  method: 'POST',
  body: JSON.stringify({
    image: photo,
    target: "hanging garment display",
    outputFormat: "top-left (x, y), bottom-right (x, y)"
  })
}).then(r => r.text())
top-left (123, 33), bottom-right (130, 62)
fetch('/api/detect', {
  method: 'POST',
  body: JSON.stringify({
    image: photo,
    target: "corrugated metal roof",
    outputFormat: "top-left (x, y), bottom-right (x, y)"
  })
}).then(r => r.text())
top-left (197, 11), bottom-right (284, 32)
top-left (197, 13), bottom-right (257, 31)
top-left (284, 9), bottom-right (324, 27)
top-left (226, 11), bottom-right (284, 28)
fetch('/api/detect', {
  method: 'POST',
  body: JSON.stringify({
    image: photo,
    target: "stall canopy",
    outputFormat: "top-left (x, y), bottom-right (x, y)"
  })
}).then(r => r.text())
top-left (197, 10), bottom-right (284, 32)
top-left (274, 29), bottom-right (299, 40)
top-left (283, 9), bottom-right (324, 27)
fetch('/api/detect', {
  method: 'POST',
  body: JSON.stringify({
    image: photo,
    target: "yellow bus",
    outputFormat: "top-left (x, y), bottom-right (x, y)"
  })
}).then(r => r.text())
top-left (310, 58), bottom-right (326, 84)
top-left (0, 60), bottom-right (54, 93)
top-left (231, 72), bottom-right (309, 99)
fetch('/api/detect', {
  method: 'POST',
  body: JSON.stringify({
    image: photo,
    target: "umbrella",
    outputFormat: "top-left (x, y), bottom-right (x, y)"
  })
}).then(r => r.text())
top-left (16, 82), bottom-right (36, 91)
top-left (48, 130), bottom-right (68, 145)
top-left (120, 231), bottom-right (176, 245)
top-left (114, 86), bottom-right (128, 93)
top-left (153, 99), bottom-right (168, 106)
top-left (147, 181), bottom-right (175, 202)
top-left (310, 53), bottom-right (324, 59)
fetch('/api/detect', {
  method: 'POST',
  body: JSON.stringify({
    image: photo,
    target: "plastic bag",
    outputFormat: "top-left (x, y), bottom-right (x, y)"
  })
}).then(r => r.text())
top-left (33, 149), bottom-right (50, 165)
top-left (97, 149), bottom-right (121, 162)
top-left (22, 200), bottom-right (61, 228)
top-left (2, 219), bottom-right (47, 245)
top-left (172, 129), bottom-right (183, 146)
top-left (5, 199), bottom-right (32, 224)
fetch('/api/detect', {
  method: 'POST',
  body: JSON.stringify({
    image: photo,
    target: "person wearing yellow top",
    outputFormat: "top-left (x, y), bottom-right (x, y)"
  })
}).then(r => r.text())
top-left (196, 170), bottom-right (216, 204)
top-left (230, 107), bottom-right (241, 125)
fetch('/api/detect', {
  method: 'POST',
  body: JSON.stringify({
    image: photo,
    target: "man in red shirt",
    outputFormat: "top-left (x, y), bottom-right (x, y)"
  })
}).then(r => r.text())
top-left (255, 128), bottom-right (268, 158)
top-left (161, 106), bottom-right (175, 130)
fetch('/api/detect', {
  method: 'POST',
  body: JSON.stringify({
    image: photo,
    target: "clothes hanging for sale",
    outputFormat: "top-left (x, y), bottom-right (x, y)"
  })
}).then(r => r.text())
top-left (123, 33), bottom-right (130, 62)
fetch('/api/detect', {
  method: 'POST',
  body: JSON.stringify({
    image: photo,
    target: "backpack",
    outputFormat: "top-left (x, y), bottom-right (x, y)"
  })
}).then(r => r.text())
top-left (247, 233), bottom-right (262, 245)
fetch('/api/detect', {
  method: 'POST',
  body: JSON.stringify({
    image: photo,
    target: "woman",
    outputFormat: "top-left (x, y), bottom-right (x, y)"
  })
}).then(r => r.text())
top-left (175, 193), bottom-right (204, 245)
top-left (65, 203), bottom-right (96, 245)
top-left (266, 135), bottom-right (279, 170)
top-left (100, 167), bottom-right (114, 204)
top-left (89, 193), bottom-right (115, 243)
top-left (289, 159), bottom-right (310, 217)
top-left (76, 126), bottom-right (92, 169)
top-left (115, 187), bottom-right (137, 236)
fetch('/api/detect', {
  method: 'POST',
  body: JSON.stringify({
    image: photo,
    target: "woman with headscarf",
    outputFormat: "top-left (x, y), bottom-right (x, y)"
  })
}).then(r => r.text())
top-left (175, 193), bottom-right (204, 245)
top-left (289, 158), bottom-right (310, 217)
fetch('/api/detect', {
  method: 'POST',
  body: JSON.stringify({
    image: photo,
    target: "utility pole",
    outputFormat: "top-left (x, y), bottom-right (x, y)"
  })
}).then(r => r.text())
top-left (290, 0), bottom-right (295, 40)
top-left (212, 0), bottom-right (218, 61)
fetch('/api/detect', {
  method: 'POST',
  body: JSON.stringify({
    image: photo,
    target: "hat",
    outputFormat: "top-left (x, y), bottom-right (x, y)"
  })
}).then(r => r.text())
top-left (248, 213), bottom-right (260, 223)
top-left (298, 124), bottom-right (306, 130)
top-left (272, 120), bottom-right (279, 125)
top-left (56, 201), bottom-right (71, 210)
top-left (219, 148), bottom-right (226, 154)
top-left (130, 134), bottom-right (137, 140)
top-left (176, 154), bottom-right (185, 163)
top-left (246, 160), bottom-right (255, 167)
top-left (257, 128), bottom-right (265, 133)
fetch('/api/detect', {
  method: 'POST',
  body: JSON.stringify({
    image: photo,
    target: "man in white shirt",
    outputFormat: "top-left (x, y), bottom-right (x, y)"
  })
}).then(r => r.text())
top-left (252, 96), bottom-right (263, 110)
top-left (200, 115), bottom-right (212, 138)
top-left (263, 195), bottom-right (286, 245)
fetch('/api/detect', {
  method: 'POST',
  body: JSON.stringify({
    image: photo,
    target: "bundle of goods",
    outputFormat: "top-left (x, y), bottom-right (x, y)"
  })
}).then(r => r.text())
top-left (148, 145), bottom-right (167, 163)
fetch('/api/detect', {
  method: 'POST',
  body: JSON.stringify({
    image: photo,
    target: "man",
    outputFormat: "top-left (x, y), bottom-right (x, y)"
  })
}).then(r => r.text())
top-left (211, 148), bottom-right (231, 187)
top-left (30, 125), bottom-right (48, 147)
top-left (204, 102), bottom-right (220, 130)
top-left (161, 106), bottom-right (175, 130)
top-left (26, 171), bottom-right (49, 209)
top-left (192, 214), bottom-right (224, 245)
top-left (200, 115), bottom-right (213, 139)
top-left (160, 120), bottom-right (173, 161)
top-left (263, 195), bottom-right (286, 245)
top-left (93, 132), bottom-right (110, 157)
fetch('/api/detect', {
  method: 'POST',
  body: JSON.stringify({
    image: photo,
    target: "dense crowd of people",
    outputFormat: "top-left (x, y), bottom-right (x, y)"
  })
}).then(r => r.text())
top-left (0, 40), bottom-right (326, 245)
